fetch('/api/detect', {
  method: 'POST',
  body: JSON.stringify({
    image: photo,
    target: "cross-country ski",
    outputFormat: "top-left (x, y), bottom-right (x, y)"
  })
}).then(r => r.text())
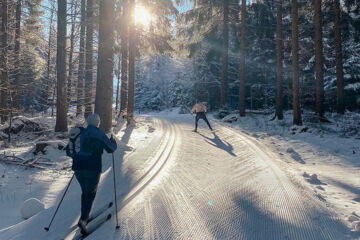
top-left (60, 202), bottom-right (113, 240)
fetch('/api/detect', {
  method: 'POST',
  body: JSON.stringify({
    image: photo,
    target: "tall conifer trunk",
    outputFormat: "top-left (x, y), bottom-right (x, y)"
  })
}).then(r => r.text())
top-left (84, 0), bottom-right (94, 119)
top-left (76, 0), bottom-right (86, 116)
top-left (276, 0), bottom-right (284, 120)
top-left (120, 0), bottom-right (129, 114)
top-left (0, 0), bottom-right (9, 123)
top-left (291, 0), bottom-right (302, 125)
top-left (94, 0), bottom-right (115, 132)
top-left (13, 0), bottom-right (21, 112)
top-left (55, 0), bottom-right (68, 132)
top-left (220, 0), bottom-right (229, 107)
top-left (127, 0), bottom-right (135, 124)
top-left (314, 0), bottom-right (324, 117)
top-left (334, 0), bottom-right (344, 114)
top-left (239, 0), bottom-right (246, 117)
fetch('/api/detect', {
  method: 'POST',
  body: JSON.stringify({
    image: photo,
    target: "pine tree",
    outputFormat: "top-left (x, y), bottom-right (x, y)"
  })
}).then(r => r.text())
top-left (314, 0), bottom-right (324, 117)
top-left (127, 0), bottom-right (135, 124)
top-left (239, 0), bottom-right (246, 117)
top-left (120, 0), bottom-right (129, 114)
top-left (220, 0), bottom-right (229, 107)
top-left (276, 0), bottom-right (283, 120)
top-left (291, 0), bottom-right (302, 125)
top-left (13, 0), bottom-right (21, 111)
top-left (55, 0), bottom-right (68, 132)
top-left (94, 0), bottom-right (115, 132)
top-left (334, 0), bottom-right (344, 114)
top-left (0, 0), bottom-right (9, 123)
top-left (76, 0), bottom-right (86, 116)
top-left (84, 0), bottom-right (94, 119)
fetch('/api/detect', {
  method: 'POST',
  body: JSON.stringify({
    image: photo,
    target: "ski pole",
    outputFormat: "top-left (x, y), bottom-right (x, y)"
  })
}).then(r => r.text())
top-left (44, 173), bottom-right (74, 232)
top-left (112, 152), bottom-right (120, 229)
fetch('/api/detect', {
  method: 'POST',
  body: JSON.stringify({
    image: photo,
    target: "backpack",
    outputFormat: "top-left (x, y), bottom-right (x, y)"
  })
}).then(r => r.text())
top-left (66, 126), bottom-right (84, 158)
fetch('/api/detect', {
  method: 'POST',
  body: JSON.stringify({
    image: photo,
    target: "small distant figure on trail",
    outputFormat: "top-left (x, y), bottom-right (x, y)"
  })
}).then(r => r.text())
top-left (117, 108), bottom-right (127, 120)
top-left (71, 113), bottom-right (117, 234)
top-left (191, 102), bottom-right (213, 132)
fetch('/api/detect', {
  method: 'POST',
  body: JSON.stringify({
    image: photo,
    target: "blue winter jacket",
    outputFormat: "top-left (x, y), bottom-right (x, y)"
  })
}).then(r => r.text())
top-left (72, 125), bottom-right (117, 172)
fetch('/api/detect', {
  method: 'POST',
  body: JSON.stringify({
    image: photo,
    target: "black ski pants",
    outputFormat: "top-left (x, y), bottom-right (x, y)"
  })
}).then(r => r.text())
top-left (195, 112), bottom-right (212, 131)
top-left (75, 170), bottom-right (101, 221)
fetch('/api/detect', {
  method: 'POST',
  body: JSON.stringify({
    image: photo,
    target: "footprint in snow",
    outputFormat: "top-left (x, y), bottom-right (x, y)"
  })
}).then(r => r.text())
top-left (303, 172), bottom-right (326, 185)
top-left (286, 148), bottom-right (305, 164)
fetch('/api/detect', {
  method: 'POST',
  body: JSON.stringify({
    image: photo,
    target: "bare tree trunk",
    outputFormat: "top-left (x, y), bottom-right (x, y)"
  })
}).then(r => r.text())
top-left (94, 0), bottom-right (115, 132)
top-left (0, 0), bottom-right (9, 123)
top-left (291, 0), bottom-right (302, 125)
top-left (239, 0), bottom-right (246, 117)
top-left (55, 0), bottom-right (68, 132)
top-left (220, 0), bottom-right (229, 107)
top-left (13, 0), bottom-right (21, 112)
top-left (120, 0), bottom-right (129, 114)
top-left (334, 0), bottom-right (344, 114)
top-left (127, 0), bottom-right (135, 124)
top-left (76, 0), bottom-right (86, 116)
top-left (314, 0), bottom-right (324, 117)
top-left (115, 54), bottom-right (120, 111)
top-left (84, 0), bottom-right (94, 119)
top-left (67, 0), bottom-right (78, 110)
top-left (276, 0), bottom-right (284, 120)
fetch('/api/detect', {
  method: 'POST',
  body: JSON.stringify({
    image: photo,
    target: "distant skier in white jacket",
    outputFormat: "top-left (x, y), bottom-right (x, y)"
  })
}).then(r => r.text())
top-left (191, 102), bottom-right (213, 132)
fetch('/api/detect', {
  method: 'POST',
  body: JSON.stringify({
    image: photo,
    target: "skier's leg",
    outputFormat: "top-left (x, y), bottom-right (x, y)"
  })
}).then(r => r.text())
top-left (75, 171), bottom-right (87, 221)
top-left (81, 171), bottom-right (100, 221)
top-left (203, 114), bottom-right (213, 130)
top-left (194, 114), bottom-right (200, 132)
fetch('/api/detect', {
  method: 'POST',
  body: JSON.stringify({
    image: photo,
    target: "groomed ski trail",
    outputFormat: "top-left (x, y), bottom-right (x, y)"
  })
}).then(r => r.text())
top-left (101, 114), bottom-right (353, 240)
top-left (0, 114), bottom-right (356, 239)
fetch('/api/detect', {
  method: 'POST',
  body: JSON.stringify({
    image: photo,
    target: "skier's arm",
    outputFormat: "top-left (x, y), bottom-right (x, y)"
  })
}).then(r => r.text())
top-left (97, 131), bottom-right (117, 153)
top-left (191, 106), bottom-right (196, 114)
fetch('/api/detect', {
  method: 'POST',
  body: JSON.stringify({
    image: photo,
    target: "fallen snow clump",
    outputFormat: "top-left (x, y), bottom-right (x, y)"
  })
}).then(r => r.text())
top-left (20, 198), bottom-right (45, 219)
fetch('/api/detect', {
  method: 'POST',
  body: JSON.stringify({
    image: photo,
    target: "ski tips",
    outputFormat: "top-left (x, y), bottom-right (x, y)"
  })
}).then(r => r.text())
top-left (44, 227), bottom-right (50, 232)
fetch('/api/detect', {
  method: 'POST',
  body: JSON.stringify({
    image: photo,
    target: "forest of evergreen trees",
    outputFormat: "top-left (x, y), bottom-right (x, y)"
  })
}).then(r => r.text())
top-left (0, 0), bottom-right (359, 133)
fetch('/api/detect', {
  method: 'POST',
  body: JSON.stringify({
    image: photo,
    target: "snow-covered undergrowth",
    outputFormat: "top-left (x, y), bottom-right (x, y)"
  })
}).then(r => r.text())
top-left (0, 114), bottom-right (80, 229)
top-left (214, 110), bottom-right (360, 232)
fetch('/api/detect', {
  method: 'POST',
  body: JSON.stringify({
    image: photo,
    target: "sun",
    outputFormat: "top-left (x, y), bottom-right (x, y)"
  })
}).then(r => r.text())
top-left (135, 6), bottom-right (152, 26)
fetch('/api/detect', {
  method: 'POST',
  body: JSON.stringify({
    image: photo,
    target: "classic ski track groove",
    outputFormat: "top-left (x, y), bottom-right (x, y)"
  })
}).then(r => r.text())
top-left (116, 119), bottom-right (177, 210)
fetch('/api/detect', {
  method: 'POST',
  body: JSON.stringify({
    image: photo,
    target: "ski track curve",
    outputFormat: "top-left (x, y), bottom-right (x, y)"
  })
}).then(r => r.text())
top-left (105, 114), bottom-right (353, 240)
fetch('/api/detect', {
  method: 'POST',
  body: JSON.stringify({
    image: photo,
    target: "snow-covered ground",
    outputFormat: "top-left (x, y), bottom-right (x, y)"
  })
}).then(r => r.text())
top-left (0, 109), bottom-right (359, 239)
top-left (214, 110), bottom-right (360, 233)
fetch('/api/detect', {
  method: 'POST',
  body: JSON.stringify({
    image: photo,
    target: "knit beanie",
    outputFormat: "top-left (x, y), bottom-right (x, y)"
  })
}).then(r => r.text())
top-left (87, 113), bottom-right (100, 127)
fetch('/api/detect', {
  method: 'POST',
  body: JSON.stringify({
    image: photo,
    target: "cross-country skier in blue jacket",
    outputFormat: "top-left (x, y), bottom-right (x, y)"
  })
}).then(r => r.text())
top-left (72, 113), bottom-right (117, 234)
